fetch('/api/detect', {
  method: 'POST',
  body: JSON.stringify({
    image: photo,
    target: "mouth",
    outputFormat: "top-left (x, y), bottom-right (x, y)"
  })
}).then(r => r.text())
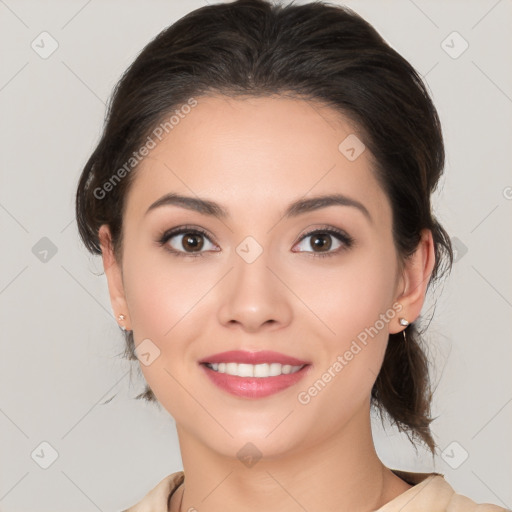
top-left (198, 350), bottom-right (311, 399)
top-left (203, 361), bottom-right (305, 377)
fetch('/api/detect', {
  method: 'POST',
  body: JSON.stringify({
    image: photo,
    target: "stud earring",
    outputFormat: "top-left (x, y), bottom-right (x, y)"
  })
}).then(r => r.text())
top-left (118, 314), bottom-right (126, 331)
top-left (399, 317), bottom-right (409, 343)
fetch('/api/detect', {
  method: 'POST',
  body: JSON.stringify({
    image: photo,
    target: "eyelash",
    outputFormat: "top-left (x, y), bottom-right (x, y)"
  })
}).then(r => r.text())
top-left (157, 224), bottom-right (354, 259)
top-left (158, 225), bottom-right (215, 259)
top-left (296, 227), bottom-right (354, 258)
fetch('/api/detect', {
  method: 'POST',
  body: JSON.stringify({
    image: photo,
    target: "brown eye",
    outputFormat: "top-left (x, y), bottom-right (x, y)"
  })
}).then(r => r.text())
top-left (310, 233), bottom-right (332, 252)
top-left (181, 233), bottom-right (204, 252)
top-left (159, 227), bottom-right (217, 257)
top-left (293, 228), bottom-right (353, 258)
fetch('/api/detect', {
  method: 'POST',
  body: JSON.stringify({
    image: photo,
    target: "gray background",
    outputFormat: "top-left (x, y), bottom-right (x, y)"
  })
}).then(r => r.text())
top-left (1, 0), bottom-right (511, 510)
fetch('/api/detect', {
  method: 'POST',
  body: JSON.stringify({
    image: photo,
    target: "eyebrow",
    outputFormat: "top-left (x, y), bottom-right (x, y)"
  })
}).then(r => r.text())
top-left (145, 192), bottom-right (372, 223)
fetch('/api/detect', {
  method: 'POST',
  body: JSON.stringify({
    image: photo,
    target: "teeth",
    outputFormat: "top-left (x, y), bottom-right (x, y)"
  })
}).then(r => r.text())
top-left (206, 362), bottom-right (303, 377)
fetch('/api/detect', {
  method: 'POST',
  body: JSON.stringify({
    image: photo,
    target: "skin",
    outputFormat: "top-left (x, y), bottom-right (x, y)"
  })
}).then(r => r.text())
top-left (99, 95), bottom-right (435, 511)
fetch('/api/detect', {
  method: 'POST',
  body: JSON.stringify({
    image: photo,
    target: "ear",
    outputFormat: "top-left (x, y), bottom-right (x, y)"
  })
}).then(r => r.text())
top-left (98, 224), bottom-right (131, 331)
top-left (390, 228), bottom-right (436, 334)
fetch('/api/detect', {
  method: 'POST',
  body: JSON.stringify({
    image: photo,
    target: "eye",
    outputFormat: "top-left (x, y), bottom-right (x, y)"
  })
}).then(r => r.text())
top-left (158, 225), bottom-right (218, 257)
top-left (293, 227), bottom-right (354, 258)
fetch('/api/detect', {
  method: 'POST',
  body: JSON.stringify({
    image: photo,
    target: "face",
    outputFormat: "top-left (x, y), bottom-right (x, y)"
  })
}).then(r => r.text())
top-left (102, 95), bottom-right (410, 459)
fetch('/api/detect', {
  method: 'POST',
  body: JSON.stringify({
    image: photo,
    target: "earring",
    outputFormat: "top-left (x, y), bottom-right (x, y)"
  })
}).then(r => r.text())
top-left (399, 317), bottom-right (409, 342)
top-left (118, 314), bottom-right (126, 331)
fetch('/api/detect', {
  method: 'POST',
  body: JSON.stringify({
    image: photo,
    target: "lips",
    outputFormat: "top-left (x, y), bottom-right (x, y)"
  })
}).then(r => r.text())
top-left (199, 350), bottom-right (309, 366)
top-left (199, 350), bottom-right (311, 399)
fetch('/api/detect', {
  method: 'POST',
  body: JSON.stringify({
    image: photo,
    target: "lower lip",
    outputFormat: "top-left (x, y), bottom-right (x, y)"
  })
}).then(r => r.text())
top-left (200, 364), bottom-right (311, 399)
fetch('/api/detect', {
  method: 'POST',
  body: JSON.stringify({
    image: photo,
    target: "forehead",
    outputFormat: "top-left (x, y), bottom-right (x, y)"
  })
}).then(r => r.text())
top-left (125, 94), bottom-right (391, 226)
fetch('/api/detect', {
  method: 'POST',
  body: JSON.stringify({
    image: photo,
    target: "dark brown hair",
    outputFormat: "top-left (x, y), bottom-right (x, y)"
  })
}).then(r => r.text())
top-left (76, 0), bottom-right (453, 454)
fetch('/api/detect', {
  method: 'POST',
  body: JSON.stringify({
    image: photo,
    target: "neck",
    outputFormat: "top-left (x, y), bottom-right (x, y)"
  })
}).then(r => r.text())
top-left (172, 405), bottom-right (410, 512)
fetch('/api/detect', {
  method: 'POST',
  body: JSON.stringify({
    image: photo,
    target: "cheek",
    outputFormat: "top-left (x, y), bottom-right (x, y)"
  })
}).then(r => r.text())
top-left (292, 249), bottom-right (397, 409)
top-left (121, 247), bottom-right (220, 405)
top-left (122, 246), bottom-right (215, 341)
top-left (286, 248), bottom-right (398, 344)
top-left (121, 250), bottom-right (214, 417)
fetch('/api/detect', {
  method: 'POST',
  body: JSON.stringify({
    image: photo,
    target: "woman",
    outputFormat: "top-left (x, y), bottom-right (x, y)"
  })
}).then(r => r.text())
top-left (75, 1), bottom-right (506, 510)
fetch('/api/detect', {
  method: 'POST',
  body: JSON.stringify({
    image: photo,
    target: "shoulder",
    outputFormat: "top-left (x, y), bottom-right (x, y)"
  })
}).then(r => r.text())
top-left (120, 471), bottom-right (184, 512)
top-left (377, 469), bottom-right (509, 512)
top-left (120, 469), bottom-right (508, 512)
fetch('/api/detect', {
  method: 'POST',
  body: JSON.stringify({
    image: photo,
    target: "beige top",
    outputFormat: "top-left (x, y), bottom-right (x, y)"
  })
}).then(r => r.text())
top-left (122, 469), bottom-right (508, 511)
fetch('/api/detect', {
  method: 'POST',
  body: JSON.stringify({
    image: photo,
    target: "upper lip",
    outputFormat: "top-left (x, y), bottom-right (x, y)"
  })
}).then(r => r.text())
top-left (199, 350), bottom-right (310, 366)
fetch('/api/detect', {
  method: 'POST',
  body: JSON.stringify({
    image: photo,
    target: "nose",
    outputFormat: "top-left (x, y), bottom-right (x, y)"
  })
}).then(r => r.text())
top-left (216, 250), bottom-right (293, 333)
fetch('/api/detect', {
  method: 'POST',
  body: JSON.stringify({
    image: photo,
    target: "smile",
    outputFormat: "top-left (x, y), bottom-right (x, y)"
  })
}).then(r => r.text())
top-left (200, 358), bottom-right (311, 399)
top-left (204, 362), bottom-right (305, 378)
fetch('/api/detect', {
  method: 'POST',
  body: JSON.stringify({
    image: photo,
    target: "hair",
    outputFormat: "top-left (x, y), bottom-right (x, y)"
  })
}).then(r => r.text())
top-left (76, 0), bottom-right (453, 454)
